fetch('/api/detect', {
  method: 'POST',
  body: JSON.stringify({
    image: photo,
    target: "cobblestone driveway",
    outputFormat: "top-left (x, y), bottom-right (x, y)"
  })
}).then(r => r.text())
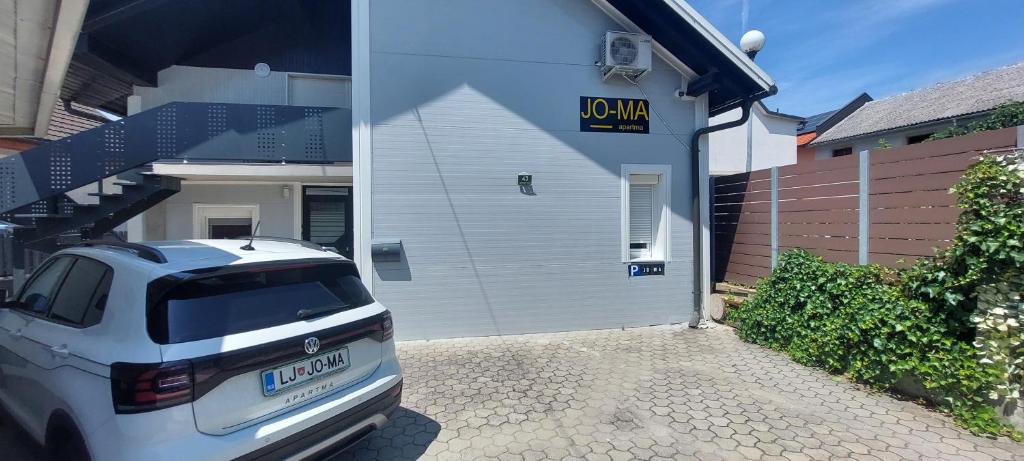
top-left (336, 325), bottom-right (1023, 461)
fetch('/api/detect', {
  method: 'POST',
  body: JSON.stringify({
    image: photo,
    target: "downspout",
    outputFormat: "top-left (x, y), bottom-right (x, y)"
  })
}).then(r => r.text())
top-left (688, 84), bottom-right (777, 328)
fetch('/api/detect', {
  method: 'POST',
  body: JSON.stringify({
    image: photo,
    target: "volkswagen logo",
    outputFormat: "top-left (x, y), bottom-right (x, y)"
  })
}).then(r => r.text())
top-left (303, 337), bottom-right (320, 355)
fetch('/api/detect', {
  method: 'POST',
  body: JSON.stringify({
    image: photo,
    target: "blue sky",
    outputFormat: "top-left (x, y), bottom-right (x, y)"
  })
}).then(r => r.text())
top-left (687, 0), bottom-right (1024, 117)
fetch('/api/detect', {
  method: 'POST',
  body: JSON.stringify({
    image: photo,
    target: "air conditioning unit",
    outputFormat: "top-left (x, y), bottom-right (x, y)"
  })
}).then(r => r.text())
top-left (599, 31), bottom-right (652, 81)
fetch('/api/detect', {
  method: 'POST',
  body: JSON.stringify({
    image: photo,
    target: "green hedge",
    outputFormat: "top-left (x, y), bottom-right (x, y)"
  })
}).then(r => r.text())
top-left (928, 101), bottom-right (1024, 141)
top-left (733, 152), bottom-right (1024, 438)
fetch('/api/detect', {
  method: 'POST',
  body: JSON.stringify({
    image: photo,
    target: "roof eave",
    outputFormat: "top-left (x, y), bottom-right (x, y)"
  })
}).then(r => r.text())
top-left (600, 0), bottom-right (774, 115)
top-left (756, 101), bottom-right (803, 121)
top-left (32, 0), bottom-right (90, 138)
top-left (659, 0), bottom-right (774, 91)
top-left (809, 107), bottom-right (1000, 147)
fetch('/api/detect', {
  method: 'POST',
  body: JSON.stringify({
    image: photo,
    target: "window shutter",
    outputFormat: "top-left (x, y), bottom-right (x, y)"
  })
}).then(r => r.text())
top-left (629, 183), bottom-right (655, 258)
top-left (308, 201), bottom-right (347, 246)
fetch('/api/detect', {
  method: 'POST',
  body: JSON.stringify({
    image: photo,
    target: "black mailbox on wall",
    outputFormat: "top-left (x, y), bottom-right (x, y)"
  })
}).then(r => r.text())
top-left (371, 239), bottom-right (403, 262)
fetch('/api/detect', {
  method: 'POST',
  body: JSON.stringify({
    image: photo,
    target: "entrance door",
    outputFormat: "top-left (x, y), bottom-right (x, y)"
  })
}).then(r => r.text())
top-left (194, 205), bottom-right (260, 239)
top-left (302, 187), bottom-right (353, 258)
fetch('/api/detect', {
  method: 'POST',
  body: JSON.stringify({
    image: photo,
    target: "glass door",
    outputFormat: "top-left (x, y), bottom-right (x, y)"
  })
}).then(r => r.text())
top-left (302, 186), bottom-right (353, 258)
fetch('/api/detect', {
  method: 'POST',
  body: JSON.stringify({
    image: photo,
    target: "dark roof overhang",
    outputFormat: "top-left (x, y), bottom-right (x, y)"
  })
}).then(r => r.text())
top-left (62, 0), bottom-right (350, 115)
top-left (65, 0), bottom-right (772, 118)
top-left (606, 0), bottom-right (774, 116)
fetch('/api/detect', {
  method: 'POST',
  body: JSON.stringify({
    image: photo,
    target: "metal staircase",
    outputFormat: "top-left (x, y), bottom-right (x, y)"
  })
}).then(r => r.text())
top-left (2, 169), bottom-right (181, 253)
top-left (0, 101), bottom-right (349, 274)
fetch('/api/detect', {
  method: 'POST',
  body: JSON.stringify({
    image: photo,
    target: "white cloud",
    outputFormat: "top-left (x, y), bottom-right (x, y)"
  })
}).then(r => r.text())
top-left (741, 0), bottom-right (750, 32)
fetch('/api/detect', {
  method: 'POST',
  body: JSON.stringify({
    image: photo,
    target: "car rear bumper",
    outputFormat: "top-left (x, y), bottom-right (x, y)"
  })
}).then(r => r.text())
top-left (85, 352), bottom-right (402, 461)
top-left (234, 380), bottom-right (401, 461)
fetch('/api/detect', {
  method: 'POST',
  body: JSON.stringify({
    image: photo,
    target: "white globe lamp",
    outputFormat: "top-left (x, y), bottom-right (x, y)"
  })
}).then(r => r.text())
top-left (740, 30), bottom-right (766, 59)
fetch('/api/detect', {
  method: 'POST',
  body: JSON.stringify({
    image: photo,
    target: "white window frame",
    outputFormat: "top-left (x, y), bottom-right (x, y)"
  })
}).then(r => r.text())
top-left (192, 204), bottom-right (260, 239)
top-left (621, 164), bottom-right (671, 263)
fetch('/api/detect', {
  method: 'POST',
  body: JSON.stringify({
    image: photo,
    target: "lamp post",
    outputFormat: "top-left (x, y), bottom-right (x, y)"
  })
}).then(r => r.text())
top-left (739, 30), bottom-right (766, 172)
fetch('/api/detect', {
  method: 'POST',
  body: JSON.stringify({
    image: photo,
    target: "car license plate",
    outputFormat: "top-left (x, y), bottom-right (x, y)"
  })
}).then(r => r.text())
top-left (261, 347), bottom-right (350, 397)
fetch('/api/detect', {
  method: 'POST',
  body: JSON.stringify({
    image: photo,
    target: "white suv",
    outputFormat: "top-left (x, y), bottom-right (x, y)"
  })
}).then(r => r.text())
top-left (0, 238), bottom-right (402, 461)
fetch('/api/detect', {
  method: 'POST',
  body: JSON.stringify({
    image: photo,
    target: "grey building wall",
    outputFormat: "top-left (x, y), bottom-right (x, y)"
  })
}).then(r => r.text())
top-left (134, 66), bottom-right (351, 111)
top-left (367, 0), bottom-right (698, 340)
top-left (158, 184), bottom-right (295, 240)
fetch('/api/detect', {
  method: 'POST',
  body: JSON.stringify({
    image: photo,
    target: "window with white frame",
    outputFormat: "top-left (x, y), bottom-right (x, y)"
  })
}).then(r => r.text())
top-left (621, 165), bottom-right (671, 262)
top-left (193, 205), bottom-right (260, 239)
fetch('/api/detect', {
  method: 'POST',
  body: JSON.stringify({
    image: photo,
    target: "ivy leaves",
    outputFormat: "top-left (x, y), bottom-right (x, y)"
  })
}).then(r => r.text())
top-left (734, 250), bottom-right (1018, 438)
top-left (928, 102), bottom-right (1024, 142)
top-left (735, 152), bottom-right (1024, 438)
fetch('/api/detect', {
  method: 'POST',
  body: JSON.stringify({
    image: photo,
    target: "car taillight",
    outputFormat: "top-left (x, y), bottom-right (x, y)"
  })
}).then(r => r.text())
top-left (110, 361), bottom-right (194, 414)
top-left (381, 312), bottom-right (393, 341)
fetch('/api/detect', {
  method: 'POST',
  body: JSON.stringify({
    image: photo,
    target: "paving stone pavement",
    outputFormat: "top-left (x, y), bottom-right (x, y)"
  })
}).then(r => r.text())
top-left (333, 324), bottom-right (1024, 461)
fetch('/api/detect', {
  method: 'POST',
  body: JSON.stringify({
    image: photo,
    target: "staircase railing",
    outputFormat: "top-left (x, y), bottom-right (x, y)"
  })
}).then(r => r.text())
top-left (0, 102), bottom-right (352, 216)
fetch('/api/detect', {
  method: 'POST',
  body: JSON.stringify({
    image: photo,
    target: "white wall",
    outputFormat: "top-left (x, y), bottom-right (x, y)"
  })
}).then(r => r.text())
top-left (130, 66), bottom-right (352, 241)
top-left (709, 105), bottom-right (798, 174)
top-left (155, 183), bottom-right (295, 241)
top-left (366, 0), bottom-right (700, 340)
top-left (134, 66), bottom-right (351, 111)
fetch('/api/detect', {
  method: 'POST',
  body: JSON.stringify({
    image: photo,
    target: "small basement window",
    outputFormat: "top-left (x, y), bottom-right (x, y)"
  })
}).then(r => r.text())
top-left (907, 133), bottom-right (932, 144)
top-left (832, 147), bottom-right (853, 157)
top-left (621, 165), bottom-right (671, 262)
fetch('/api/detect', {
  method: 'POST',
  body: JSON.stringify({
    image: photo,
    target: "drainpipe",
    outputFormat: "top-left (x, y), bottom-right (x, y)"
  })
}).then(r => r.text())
top-left (689, 85), bottom-right (777, 328)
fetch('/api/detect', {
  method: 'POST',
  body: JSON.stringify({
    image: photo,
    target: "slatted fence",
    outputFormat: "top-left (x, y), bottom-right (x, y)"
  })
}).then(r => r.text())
top-left (713, 126), bottom-right (1021, 286)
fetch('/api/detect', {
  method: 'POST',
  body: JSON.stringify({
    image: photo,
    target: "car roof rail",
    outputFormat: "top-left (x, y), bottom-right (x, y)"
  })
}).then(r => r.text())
top-left (238, 236), bottom-right (328, 252)
top-left (77, 240), bottom-right (168, 263)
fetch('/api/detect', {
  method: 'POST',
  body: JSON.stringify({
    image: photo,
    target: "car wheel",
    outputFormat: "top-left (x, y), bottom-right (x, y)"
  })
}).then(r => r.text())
top-left (46, 425), bottom-right (91, 461)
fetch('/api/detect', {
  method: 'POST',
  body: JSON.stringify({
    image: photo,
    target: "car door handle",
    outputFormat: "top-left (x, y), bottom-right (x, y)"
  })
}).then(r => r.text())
top-left (9, 329), bottom-right (22, 339)
top-left (50, 345), bottom-right (70, 359)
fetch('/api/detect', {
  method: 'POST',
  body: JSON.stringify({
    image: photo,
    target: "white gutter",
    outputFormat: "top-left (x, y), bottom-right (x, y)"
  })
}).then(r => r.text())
top-left (32, 0), bottom-right (89, 137)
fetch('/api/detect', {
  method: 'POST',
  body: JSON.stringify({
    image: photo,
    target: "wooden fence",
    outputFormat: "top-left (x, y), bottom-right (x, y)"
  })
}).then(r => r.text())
top-left (713, 126), bottom-right (1021, 286)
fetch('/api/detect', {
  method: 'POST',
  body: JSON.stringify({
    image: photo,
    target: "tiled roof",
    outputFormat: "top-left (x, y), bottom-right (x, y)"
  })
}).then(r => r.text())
top-left (45, 101), bottom-right (104, 140)
top-left (796, 132), bottom-right (817, 147)
top-left (811, 62), bottom-right (1024, 146)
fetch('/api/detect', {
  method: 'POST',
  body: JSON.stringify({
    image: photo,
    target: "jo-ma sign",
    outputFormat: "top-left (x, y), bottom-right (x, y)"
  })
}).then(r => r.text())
top-left (580, 96), bottom-right (649, 134)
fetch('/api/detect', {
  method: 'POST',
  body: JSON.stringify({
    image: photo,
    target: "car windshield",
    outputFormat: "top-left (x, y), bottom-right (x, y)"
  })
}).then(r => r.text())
top-left (148, 261), bottom-right (374, 344)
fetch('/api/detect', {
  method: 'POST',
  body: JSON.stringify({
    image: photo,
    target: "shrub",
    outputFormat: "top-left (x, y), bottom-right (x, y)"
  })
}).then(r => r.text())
top-left (928, 101), bottom-right (1024, 141)
top-left (734, 250), bottom-right (1013, 437)
top-left (734, 151), bottom-right (1024, 438)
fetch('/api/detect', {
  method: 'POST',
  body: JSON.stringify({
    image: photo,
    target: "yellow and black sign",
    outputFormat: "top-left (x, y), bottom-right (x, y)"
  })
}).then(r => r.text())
top-left (579, 96), bottom-right (649, 134)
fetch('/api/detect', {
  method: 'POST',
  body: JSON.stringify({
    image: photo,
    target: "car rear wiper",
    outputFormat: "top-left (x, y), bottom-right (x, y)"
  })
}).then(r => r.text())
top-left (296, 304), bottom-right (349, 320)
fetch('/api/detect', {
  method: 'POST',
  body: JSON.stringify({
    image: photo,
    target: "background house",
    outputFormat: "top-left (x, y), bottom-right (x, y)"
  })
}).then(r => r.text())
top-left (810, 63), bottom-right (1024, 157)
top-left (795, 93), bottom-right (871, 163)
top-left (708, 101), bottom-right (801, 174)
top-left (0, 102), bottom-right (106, 156)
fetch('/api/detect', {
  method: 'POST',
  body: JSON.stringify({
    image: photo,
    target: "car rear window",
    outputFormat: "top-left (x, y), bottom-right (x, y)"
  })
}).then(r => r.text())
top-left (148, 261), bottom-right (374, 344)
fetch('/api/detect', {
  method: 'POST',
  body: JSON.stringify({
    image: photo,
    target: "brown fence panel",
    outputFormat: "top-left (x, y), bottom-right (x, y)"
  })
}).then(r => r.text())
top-left (776, 160), bottom-right (860, 265)
top-left (864, 129), bottom-right (1016, 266)
top-left (713, 171), bottom-right (772, 284)
top-left (712, 127), bottom-right (1020, 286)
